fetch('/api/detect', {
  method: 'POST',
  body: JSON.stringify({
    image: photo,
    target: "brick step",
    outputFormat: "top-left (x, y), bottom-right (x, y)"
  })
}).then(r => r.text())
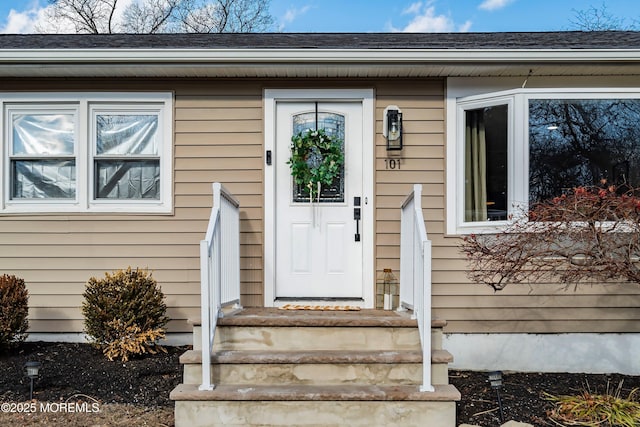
top-left (180, 349), bottom-right (453, 386)
top-left (171, 383), bottom-right (460, 427)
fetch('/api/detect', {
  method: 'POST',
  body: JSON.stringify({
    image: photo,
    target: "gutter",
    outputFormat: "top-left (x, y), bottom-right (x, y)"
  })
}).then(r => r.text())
top-left (1, 48), bottom-right (640, 63)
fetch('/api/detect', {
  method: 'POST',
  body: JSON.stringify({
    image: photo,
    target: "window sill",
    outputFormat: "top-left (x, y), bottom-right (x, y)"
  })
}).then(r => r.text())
top-left (0, 203), bottom-right (173, 215)
top-left (452, 220), bottom-right (510, 235)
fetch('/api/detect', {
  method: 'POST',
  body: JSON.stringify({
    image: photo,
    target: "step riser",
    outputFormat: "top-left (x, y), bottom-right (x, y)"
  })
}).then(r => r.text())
top-left (183, 362), bottom-right (449, 386)
top-left (175, 400), bottom-right (456, 427)
top-left (193, 326), bottom-right (443, 352)
top-left (215, 326), bottom-right (420, 351)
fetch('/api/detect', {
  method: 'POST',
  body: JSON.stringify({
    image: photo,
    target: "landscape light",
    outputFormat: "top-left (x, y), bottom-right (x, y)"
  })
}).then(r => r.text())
top-left (488, 370), bottom-right (505, 423)
top-left (24, 361), bottom-right (41, 400)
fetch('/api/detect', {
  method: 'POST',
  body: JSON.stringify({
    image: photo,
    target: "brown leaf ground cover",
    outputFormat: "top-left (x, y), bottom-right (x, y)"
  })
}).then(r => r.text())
top-left (0, 342), bottom-right (638, 426)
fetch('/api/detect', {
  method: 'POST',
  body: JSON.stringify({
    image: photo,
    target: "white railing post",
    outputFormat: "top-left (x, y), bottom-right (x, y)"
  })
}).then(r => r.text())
top-left (199, 183), bottom-right (241, 391)
top-left (399, 184), bottom-right (434, 392)
top-left (199, 208), bottom-right (218, 391)
top-left (420, 238), bottom-right (434, 392)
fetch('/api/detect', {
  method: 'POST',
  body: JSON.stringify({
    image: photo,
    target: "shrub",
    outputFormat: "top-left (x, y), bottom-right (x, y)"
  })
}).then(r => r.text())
top-left (82, 267), bottom-right (169, 361)
top-left (0, 274), bottom-right (29, 350)
top-left (546, 386), bottom-right (640, 427)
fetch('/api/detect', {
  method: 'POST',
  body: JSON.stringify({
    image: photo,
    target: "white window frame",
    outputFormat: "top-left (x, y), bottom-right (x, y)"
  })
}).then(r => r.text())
top-left (1, 92), bottom-right (173, 214)
top-left (454, 95), bottom-right (516, 234)
top-left (446, 82), bottom-right (640, 235)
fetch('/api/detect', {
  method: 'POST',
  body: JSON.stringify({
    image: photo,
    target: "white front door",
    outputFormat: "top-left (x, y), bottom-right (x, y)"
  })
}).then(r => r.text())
top-left (275, 101), bottom-right (363, 299)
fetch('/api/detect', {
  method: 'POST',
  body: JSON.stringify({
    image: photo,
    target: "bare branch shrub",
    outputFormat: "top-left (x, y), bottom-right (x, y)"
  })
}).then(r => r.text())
top-left (460, 184), bottom-right (640, 290)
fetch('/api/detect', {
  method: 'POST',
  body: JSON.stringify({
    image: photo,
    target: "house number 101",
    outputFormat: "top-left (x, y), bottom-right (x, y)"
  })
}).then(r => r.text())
top-left (385, 158), bottom-right (402, 170)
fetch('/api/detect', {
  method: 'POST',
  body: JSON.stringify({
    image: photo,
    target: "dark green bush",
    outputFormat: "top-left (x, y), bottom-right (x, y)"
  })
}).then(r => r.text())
top-left (0, 274), bottom-right (29, 350)
top-left (82, 267), bottom-right (169, 361)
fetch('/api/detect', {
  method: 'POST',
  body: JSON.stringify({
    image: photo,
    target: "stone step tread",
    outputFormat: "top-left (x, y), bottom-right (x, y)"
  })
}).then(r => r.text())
top-left (190, 308), bottom-right (447, 328)
top-left (170, 383), bottom-right (461, 402)
top-left (180, 349), bottom-right (454, 365)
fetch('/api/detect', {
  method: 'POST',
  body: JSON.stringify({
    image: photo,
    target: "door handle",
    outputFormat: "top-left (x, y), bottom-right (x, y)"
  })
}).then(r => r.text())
top-left (354, 196), bottom-right (361, 242)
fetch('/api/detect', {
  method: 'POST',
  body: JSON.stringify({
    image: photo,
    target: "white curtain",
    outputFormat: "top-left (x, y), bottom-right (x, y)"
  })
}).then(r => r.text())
top-left (465, 110), bottom-right (487, 222)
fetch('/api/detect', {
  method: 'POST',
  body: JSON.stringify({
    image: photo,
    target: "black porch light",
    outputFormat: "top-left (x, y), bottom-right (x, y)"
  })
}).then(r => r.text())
top-left (383, 105), bottom-right (403, 151)
top-left (488, 370), bottom-right (505, 423)
top-left (24, 361), bottom-right (41, 400)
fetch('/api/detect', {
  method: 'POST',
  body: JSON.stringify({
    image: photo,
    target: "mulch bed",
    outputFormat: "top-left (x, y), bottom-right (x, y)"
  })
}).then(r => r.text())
top-left (0, 342), bottom-right (186, 407)
top-left (451, 370), bottom-right (640, 426)
top-left (0, 342), bottom-right (638, 426)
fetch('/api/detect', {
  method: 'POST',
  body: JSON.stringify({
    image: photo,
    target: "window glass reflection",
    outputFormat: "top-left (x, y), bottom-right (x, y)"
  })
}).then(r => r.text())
top-left (529, 99), bottom-right (640, 204)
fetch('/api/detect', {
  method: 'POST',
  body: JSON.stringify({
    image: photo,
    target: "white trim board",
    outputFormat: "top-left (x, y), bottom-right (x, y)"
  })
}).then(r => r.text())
top-left (445, 333), bottom-right (640, 375)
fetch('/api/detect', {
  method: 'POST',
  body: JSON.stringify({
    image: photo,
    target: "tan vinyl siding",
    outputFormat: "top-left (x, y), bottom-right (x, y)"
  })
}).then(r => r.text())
top-left (373, 79), bottom-right (640, 334)
top-left (0, 79), bottom-right (265, 333)
top-left (174, 83), bottom-right (264, 309)
top-left (374, 79), bottom-right (446, 286)
top-left (0, 77), bottom-right (638, 335)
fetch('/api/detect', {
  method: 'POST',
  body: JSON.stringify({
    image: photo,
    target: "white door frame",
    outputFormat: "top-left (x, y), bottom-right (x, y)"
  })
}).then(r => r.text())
top-left (264, 88), bottom-right (375, 308)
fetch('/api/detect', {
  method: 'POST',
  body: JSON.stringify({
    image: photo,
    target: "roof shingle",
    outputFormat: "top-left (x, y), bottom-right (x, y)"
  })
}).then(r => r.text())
top-left (0, 31), bottom-right (637, 50)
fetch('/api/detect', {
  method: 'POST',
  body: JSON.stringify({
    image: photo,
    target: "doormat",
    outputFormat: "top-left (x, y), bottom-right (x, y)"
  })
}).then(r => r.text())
top-left (278, 304), bottom-right (361, 311)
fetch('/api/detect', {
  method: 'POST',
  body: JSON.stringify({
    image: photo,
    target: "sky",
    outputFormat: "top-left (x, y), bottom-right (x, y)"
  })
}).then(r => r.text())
top-left (0, 0), bottom-right (639, 34)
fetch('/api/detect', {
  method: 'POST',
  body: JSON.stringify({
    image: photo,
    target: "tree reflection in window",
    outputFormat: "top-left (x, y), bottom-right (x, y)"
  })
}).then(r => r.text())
top-left (292, 111), bottom-right (345, 203)
top-left (529, 99), bottom-right (640, 204)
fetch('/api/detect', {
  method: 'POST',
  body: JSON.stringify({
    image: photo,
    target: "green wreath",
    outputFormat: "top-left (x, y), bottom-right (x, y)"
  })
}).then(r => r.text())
top-left (287, 129), bottom-right (344, 200)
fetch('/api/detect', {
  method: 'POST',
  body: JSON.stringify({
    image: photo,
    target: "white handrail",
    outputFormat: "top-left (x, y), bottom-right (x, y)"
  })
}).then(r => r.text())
top-left (199, 182), bottom-right (241, 391)
top-left (399, 184), bottom-right (434, 392)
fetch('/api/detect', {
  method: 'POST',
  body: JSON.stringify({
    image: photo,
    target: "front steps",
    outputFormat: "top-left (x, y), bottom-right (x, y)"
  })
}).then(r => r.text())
top-left (170, 308), bottom-right (460, 427)
top-left (179, 349), bottom-right (453, 385)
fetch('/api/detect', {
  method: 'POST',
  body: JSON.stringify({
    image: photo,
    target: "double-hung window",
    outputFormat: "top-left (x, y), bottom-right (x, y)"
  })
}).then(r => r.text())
top-left (2, 93), bottom-right (172, 213)
top-left (448, 86), bottom-right (640, 234)
top-left (10, 107), bottom-right (78, 201)
top-left (93, 108), bottom-right (161, 201)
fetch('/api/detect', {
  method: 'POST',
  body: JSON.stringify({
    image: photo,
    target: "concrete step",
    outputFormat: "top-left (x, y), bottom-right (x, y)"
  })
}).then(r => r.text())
top-left (180, 349), bottom-right (453, 386)
top-left (171, 383), bottom-right (460, 427)
top-left (191, 308), bottom-right (446, 352)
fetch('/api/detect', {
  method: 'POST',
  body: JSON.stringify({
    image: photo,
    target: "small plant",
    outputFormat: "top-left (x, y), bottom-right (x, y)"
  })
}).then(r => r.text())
top-left (82, 267), bottom-right (169, 361)
top-left (0, 274), bottom-right (29, 350)
top-left (545, 385), bottom-right (640, 427)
